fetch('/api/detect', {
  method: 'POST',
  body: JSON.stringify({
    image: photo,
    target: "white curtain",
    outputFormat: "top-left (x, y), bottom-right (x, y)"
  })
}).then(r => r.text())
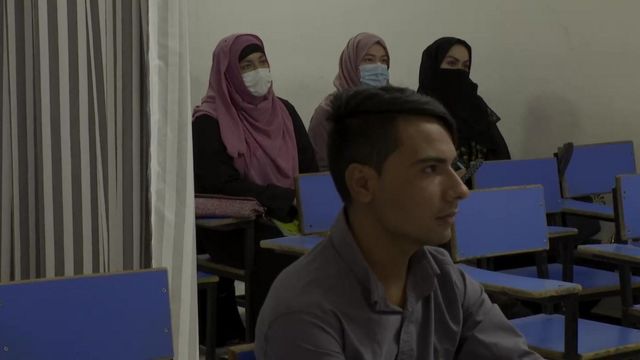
top-left (147, 0), bottom-right (199, 358)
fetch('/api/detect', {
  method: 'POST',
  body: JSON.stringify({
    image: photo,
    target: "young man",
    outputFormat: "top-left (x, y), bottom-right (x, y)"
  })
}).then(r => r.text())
top-left (255, 86), bottom-right (541, 359)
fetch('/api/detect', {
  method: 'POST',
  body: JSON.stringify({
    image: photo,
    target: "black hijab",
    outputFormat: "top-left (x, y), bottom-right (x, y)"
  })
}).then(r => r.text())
top-left (417, 37), bottom-right (499, 153)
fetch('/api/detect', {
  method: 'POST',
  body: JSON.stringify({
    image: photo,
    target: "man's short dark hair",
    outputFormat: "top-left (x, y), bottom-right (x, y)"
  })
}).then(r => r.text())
top-left (327, 85), bottom-right (456, 204)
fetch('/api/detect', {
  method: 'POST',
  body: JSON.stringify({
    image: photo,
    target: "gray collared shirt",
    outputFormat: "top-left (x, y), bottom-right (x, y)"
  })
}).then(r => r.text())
top-left (255, 213), bottom-right (542, 360)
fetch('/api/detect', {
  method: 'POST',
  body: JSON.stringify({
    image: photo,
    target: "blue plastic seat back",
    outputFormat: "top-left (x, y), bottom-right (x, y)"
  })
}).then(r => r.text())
top-left (297, 172), bottom-right (343, 234)
top-left (474, 158), bottom-right (564, 213)
top-left (562, 141), bottom-right (636, 198)
top-left (0, 268), bottom-right (173, 360)
top-left (617, 174), bottom-right (640, 241)
top-left (453, 186), bottom-right (548, 261)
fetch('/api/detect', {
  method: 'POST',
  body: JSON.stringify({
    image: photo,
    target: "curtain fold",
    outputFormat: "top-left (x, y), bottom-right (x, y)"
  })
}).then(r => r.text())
top-left (146, 0), bottom-right (199, 358)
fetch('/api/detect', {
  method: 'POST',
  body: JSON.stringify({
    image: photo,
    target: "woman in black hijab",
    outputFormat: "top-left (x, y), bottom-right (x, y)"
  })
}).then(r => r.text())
top-left (418, 37), bottom-right (510, 168)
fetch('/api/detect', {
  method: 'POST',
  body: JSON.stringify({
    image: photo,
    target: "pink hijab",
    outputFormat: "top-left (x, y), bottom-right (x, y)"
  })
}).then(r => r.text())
top-left (308, 32), bottom-right (389, 170)
top-left (192, 34), bottom-right (298, 189)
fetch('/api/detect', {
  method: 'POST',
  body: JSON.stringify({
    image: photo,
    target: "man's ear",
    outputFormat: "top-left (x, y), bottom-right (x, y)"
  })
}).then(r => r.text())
top-left (345, 163), bottom-right (378, 204)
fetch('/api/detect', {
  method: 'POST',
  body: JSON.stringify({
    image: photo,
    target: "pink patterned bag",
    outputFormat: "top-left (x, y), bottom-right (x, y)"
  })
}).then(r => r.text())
top-left (195, 194), bottom-right (265, 218)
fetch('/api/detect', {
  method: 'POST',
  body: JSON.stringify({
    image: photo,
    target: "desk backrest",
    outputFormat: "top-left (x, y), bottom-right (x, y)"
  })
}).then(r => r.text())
top-left (473, 158), bottom-right (563, 213)
top-left (562, 141), bottom-right (636, 198)
top-left (452, 186), bottom-right (548, 262)
top-left (296, 172), bottom-right (342, 234)
top-left (616, 174), bottom-right (640, 241)
top-left (0, 268), bottom-right (173, 359)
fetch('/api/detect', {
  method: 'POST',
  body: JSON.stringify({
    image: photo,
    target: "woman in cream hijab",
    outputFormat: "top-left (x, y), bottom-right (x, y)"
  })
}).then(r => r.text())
top-left (308, 32), bottom-right (390, 170)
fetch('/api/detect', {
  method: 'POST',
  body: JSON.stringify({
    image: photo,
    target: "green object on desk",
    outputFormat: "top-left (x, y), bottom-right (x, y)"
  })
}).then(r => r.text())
top-left (272, 218), bottom-right (301, 236)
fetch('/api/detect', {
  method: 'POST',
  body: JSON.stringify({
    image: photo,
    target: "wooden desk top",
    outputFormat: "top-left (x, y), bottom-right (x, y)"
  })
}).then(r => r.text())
top-left (260, 235), bottom-right (324, 256)
top-left (196, 217), bottom-right (254, 229)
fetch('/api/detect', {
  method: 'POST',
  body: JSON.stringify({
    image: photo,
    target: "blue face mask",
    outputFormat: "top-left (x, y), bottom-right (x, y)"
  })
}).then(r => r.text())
top-left (359, 63), bottom-right (389, 87)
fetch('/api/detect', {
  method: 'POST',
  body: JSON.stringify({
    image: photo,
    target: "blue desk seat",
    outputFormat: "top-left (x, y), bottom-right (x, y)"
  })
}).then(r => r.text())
top-left (502, 263), bottom-right (640, 296)
top-left (512, 314), bottom-right (640, 360)
top-left (458, 264), bottom-right (581, 299)
top-left (0, 268), bottom-right (173, 359)
top-left (577, 244), bottom-right (640, 266)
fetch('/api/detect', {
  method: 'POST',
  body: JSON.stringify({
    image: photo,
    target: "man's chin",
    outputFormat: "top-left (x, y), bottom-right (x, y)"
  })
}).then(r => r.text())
top-left (421, 234), bottom-right (451, 247)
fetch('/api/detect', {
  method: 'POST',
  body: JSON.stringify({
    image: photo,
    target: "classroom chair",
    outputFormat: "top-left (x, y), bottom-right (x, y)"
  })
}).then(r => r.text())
top-left (452, 186), bottom-right (640, 359)
top-left (576, 174), bottom-right (640, 325)
top-left (474, 157), bottom-right (640, 301)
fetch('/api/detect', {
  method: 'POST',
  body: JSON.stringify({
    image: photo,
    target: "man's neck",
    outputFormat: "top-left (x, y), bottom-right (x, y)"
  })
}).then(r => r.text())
top-left (347, 208), bottom-right (420, 308)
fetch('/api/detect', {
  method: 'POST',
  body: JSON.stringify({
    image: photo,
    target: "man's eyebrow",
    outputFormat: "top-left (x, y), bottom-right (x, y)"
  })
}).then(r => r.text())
top-left (412, 157), bottom-right (449, 166)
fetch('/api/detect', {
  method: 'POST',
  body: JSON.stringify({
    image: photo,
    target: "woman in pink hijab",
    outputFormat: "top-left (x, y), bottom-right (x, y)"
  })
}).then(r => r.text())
top-left (308, 32), bottom-right (390, 170)
top-left (192, 33), bottom-right (317, 345)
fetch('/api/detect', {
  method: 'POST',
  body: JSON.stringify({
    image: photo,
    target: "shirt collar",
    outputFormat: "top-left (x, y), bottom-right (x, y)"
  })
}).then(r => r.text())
top-left (329, 210), bottom-right (439, 312)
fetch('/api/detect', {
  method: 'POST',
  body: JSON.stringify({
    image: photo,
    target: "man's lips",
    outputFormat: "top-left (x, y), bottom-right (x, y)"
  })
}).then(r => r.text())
top-left (436, 210), bottom-right (458, 221)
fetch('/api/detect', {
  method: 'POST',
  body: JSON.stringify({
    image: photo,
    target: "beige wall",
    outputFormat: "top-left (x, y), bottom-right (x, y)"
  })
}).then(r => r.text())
top-left (188, 0), bottom-right (640, 163)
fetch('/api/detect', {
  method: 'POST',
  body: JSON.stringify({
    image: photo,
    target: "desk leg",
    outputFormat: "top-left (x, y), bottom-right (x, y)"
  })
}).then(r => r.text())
top-left (535, 252), bottom-right (550, 279)
top-left (561, 237), bottom-right (576, 283)
top-left (563, 294), bottom-right (579, 360)
top-left (619, 264), bottom-right (633, 327)
top-left (206, 283), bottom-right (218, 360)
top-left (244, 222), bottom-right (256, 342)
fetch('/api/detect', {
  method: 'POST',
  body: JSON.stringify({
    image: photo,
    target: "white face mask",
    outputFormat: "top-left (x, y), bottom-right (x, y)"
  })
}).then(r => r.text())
top-left (359, 63), bottom-right (389, 87)
top-left (241, 68), bottom-right (272, 97)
